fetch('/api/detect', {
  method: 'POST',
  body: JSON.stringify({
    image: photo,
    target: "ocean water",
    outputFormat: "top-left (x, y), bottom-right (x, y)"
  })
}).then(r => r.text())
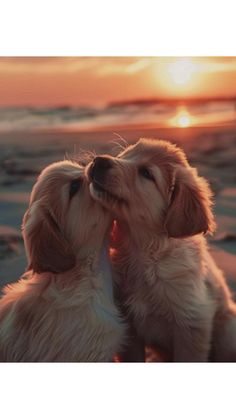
top-left (0, 100), bottom-right (235, 132)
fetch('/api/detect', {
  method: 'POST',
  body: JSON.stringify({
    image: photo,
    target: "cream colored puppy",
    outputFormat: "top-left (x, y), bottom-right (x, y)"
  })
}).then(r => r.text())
top-left (87, 138), bottom-right (236, 362)
top-left (0, 160), bottom-right (125, 362)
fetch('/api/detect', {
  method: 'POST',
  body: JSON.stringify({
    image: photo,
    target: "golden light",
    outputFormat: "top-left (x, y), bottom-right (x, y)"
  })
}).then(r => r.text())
top-left (170, 106), bottom-right (195, 128)
top-left (168, 58), bottom-right (196, 86)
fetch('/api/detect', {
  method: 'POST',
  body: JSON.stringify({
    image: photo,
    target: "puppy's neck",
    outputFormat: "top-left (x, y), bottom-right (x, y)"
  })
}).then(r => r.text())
top-left (75, 234), bottom-right (111, 272)
top-left (114, 220), bottom-right (170, 255)
top-left (73, 236), bottom-right (113, 299)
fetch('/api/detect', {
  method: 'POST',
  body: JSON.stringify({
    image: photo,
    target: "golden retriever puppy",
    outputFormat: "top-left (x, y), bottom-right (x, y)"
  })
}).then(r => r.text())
top-left (0, 160), bottom-right (125, 362)
top-left (87, 138), bottom-right (236, 362)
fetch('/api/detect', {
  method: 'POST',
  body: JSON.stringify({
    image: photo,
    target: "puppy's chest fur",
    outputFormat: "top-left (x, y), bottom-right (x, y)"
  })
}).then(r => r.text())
top-left (113, 238), bottom-right (212, 348)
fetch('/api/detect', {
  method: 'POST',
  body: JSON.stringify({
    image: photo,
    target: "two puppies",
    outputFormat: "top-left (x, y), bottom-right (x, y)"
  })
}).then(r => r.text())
top-left (1, 138), bottom-right (234, 361)
top-left (88, 138), bottom-right (236, 362)
top-left (0, 161), bottom-right (124, 361)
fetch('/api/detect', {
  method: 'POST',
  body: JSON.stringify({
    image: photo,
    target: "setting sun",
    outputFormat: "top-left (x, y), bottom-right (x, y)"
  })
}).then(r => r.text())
top-left (167, 58), bottom-right (197, 86)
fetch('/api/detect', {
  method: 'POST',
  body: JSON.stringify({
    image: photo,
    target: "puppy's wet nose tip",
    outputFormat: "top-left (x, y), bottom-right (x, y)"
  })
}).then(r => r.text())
top-left (90, 156), bottom-right (112, 183)
top-left (93, 156), bottom-right (112, 171)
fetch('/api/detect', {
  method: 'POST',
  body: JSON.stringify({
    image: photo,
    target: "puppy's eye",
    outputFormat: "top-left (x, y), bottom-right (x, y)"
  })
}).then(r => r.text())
top-left (138, 167), bottom-right (155, 181)
top-left (69, 178), bottom-right (82, 200)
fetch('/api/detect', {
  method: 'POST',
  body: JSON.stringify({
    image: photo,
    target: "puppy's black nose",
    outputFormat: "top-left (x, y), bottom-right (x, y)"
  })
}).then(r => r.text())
top-left (94, 157), bottom-right (112, 171)
top-left (90, 156), bottom-right (112, 182)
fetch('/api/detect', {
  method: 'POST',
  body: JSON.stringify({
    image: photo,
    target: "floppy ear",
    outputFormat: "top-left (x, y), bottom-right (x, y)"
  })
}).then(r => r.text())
top-left (164, 167), bottom-right (216, 238)
top-left (22, 202), bottom-right (76, 273)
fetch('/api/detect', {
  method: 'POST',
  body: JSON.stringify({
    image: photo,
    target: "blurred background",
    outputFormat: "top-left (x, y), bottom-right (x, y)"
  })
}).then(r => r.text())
top-left (0, 57), bottom-right (235, 290)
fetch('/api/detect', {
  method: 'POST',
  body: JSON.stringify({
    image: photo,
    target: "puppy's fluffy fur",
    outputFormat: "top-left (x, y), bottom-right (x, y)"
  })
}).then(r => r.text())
top-left (88, 138), bottom-right (236, 362)
top-left (0, 161), bottom-right (124, 362)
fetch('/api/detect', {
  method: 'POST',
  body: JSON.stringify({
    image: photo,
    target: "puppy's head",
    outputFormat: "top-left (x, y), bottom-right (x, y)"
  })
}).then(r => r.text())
top-left (23, 160), bottom-right (110, 274)
top-left (86, 139), bottom-right (215, 238)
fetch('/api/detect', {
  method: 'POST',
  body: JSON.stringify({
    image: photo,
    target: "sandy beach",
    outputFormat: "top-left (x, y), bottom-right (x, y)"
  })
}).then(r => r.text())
top-left (0, 124), bottom-right (236, 296)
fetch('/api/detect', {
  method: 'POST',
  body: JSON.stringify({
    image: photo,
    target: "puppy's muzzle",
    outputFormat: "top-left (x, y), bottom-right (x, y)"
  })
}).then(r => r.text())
top-left (89, 156), bottom-right (113, 184)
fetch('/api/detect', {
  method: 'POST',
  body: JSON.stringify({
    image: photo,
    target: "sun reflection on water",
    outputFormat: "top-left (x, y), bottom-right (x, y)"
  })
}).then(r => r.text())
top-left (170, 106), bottom-right (195, 128)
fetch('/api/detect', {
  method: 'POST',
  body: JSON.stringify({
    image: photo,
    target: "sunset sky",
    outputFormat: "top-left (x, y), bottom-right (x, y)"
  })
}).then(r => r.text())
top-left (0, 57), bottom-right (236, 107)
